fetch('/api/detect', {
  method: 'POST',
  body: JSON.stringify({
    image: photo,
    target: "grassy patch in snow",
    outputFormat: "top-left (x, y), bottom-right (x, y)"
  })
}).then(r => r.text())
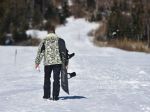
top-left (15, 38), bottom-right (41, 46)
top-left (93, 38), bottom-right (150, 53)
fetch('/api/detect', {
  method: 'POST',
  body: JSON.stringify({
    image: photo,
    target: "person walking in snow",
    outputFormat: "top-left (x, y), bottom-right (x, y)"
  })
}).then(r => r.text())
top-left (35, 25), bottom-right (63, 101)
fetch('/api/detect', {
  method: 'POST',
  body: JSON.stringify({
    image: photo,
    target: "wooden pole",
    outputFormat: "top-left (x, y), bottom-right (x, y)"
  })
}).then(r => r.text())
top-left (14, 49), bottom-right (17, 65)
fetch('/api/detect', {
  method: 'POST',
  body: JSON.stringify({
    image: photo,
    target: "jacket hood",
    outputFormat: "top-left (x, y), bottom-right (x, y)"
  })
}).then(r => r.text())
top-left (44, 33), bottom-right (59, 42)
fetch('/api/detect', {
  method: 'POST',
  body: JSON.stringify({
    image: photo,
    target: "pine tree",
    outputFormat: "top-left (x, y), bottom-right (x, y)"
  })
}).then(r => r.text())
top-left (107, 0), bottom-right (122, 39)
top-left (143, 0), bottom-right (150, 47)
top-left (131, 0), bottom-right (144, 41)
top-left (62, 1), bottom-right (70, 18)
top-left (86, 0), bottom-right (96, 10)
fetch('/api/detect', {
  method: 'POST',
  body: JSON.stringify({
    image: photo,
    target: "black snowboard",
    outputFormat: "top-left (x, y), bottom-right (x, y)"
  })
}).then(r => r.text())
top-left (61, 52), bottom-right (69, 94)
top-left (58, 38), bottom-right (69, 94)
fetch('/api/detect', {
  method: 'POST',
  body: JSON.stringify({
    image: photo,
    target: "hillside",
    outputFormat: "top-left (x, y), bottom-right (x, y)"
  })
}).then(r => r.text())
top-left (0, 17), bottom-right (150, 112)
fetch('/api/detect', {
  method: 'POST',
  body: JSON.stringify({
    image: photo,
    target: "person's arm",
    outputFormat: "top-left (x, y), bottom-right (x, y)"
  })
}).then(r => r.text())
top-left (35, 40), bottom-right (45, 68)
top-left (58, 38), bottom-right (68, 66)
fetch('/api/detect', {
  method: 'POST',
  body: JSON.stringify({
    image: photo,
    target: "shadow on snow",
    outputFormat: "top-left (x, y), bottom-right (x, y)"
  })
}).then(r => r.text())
top-left (59, 95), bottom-right (87, 100)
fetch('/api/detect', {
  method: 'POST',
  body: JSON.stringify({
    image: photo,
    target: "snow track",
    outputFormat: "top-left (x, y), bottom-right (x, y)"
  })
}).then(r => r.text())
top-left (0, 17), bottom-right (150, 112)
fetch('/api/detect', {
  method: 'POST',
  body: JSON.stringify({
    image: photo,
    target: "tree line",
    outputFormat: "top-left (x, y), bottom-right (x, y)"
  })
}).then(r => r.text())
top-left (0, 0), bottom-right (149, 47)
top-left (71, 0), bottom-right (150, 47)
top-left (0, 0), bottom-right (70, 45)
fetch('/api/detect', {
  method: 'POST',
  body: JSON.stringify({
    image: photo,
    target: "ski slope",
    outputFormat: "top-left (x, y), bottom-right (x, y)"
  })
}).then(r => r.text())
top-left (1, 17), bottom-right (150, 112)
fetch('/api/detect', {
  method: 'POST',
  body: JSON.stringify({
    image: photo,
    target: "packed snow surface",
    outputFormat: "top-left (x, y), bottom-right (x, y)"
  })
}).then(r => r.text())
top-left (1, 17), bottom-right (150, 112)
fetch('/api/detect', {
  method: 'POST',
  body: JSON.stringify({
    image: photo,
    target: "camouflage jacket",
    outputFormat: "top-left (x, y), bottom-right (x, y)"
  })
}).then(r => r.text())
top-left (35, 33), bottom-right (62, 65)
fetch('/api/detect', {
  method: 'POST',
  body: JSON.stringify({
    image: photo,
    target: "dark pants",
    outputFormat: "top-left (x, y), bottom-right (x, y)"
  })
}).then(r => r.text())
top-left (43, 64), bottom-right (61, 99)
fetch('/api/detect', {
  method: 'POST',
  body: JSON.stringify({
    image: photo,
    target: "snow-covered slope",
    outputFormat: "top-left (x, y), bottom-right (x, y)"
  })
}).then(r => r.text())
top-left (0, 17), bottom-right (150, 112)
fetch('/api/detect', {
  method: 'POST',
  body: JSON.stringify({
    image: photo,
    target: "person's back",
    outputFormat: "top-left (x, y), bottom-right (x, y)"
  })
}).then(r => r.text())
top-left (42, 33), bottom-right (62, 65)
top-left (35, 25), bottom-right (62, 101)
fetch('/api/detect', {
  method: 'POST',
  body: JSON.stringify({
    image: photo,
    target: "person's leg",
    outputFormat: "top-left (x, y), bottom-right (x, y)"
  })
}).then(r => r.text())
top-left (52, 64), bottom-right (61, 100)
top-left (43, 65), bottom-right (52, 99)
